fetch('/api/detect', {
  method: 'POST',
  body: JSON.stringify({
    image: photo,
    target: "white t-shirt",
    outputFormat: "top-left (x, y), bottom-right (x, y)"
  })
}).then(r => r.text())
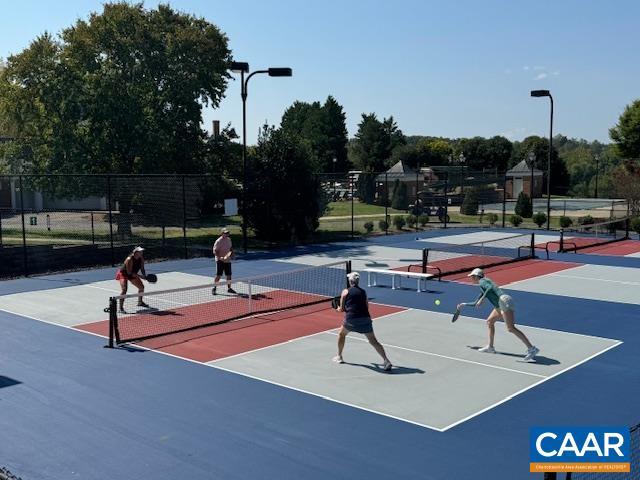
top-left (213, 235), bottom-right (233, 261)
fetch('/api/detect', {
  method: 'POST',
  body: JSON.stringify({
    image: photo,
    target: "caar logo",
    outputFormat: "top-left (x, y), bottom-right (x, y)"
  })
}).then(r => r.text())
top-left (530, 427), bottom-right (630, 473)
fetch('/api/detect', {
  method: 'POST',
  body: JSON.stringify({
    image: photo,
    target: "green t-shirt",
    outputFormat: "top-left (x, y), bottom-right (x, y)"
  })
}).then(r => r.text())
top-left (477, 277), bottom-right (504, 309)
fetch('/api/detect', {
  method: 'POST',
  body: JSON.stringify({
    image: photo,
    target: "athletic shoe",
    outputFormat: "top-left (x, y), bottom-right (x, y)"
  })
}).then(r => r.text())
top-left (478, 345), bottom-right (496, 354)
top-left (137, 301), bottom-right (150, 308)
top-left (118, 308), bottom-right (126, 314)
top-left (524, 346), bottom-right (539, 362)
top-left (212, 286), bottom-right (217, 295)
top-left (383, 359), bottom-right (393, 371)
top-left (227, 287), bottom-right (237, 294)
top-left (332, 355), bottom-right (344, 364)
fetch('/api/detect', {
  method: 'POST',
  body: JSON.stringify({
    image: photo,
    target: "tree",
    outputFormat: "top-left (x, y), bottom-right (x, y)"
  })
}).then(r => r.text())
top-left (0, 3), bottom-right (232, 233)
top-left (460, 187), bottom-right (480, 215)
top-left (245, 126), bottom-right (324, 242)
top-left (280, 96), bottom-right (349, 172)
top-left (391, 179), bottom-right (408, 210)
top-left (612, 160), bottom-right (640, 215)
top-left (515, 192), bottom-right (533, 218)
top-left (350, 113), bottom-right (405, 172)
top-left (610, 99), bottom-right (640, 159)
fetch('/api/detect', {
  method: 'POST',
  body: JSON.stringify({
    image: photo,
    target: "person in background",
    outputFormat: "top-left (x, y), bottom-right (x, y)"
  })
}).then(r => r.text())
top-left (212, 228), bottom-right (236, 295)
top-left (116, 246), bottom-right (149, 313)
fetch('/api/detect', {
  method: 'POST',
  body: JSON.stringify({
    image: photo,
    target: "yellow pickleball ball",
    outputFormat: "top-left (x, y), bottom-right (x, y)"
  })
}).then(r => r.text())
top-left (435, 299), bottom-right (441, 306)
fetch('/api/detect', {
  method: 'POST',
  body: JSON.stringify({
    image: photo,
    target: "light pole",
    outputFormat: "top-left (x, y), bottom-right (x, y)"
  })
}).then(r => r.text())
top-left (531, 89), bottom-right (553, 230)
top-left (458, 152), bottom-right (466, 195)
top-left (594, 154), bottom-right (599, 198)
top-left (230, 62), bottom-right (293, 253)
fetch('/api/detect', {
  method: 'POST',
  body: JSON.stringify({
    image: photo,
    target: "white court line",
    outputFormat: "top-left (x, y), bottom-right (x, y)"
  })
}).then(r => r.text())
top-left (501, 265), bottom-right (584, 288)
top-left (439, 340), bottom-right (623, 431)
top-left (551, 274), bottom-right (640, 287)
top-left (208, 309), bottom-right (408, 363)
top-left (324, 331), bottom-right (546, 378)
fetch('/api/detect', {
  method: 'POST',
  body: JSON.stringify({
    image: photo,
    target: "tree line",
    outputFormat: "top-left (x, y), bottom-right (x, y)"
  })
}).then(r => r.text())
top-left (1, 3), bottom-right (639, 243)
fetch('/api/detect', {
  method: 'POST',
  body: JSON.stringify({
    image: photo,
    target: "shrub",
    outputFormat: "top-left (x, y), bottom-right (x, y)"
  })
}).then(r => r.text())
top-left (559, 216), bottom-right (573, 228)
top-left (364, 221), bottom-right (374, 233)
top-left (391, 180), bottom-right (409, 210)
top-left (514, 192), bottom-right (533, 218)
top-left (486, 213), bottom-right (499, 226)
top-left (631, 217), bottom-right (640, 238)
top-left (378, 219), bottom-right (389, 231)
top-left (532, 211), bottom-right (547, 228)
top-left (393, 215), bottom-right (406, 230)
top-left (406, 214), bottom-right (418, 228)
top-left (578, 215), bottom-right (594, 225)
top-left (509, 214), bottom-right (523, 227)
top-left (418, 214), bottom-right (429, 227)
top-left (460, 187), bottom-right (480, 215)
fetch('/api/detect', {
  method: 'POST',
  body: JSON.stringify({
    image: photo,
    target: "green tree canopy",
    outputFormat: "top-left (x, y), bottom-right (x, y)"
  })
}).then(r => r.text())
top-left (0, 2), bottom-right (232, 175)
top-left (245, 126), bottom-right (325, 242)
top-left (280, 95), bottom-right (349, 172)
top-left (350, 113), bottom-right (405, 172)
top-left (610, 99), bottom-right (640, 159)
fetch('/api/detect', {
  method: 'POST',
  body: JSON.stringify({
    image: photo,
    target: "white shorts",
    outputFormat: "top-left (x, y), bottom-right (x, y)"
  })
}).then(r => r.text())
top-left (498, 294), bottom-right (515, 312)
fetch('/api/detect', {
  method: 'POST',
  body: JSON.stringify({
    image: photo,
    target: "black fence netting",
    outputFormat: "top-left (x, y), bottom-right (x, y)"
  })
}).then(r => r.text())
top-left (0, 174), bottom-right (232, 278)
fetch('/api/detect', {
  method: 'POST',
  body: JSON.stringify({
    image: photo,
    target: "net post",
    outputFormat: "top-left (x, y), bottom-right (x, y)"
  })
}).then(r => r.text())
top-left (345, 261), bottom-right (352, 289)
top-left (421, 248), bottom-right (428, 274)
top-left (106, 297), bottom-right (117, 348)
top-left (559, 230), bottom-right (564, 252)
top-left (625, 216), bottom-right (630, 239)
top-left (530, 233), bottom-right (535, 258)
top-left (248, 280), bottom-right (253, 315)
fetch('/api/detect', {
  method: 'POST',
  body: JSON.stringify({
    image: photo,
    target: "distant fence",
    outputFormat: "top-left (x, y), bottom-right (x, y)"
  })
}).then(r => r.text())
top-left (0, 174), bottom-right (229, 278)
top-left (0, 172), bottom-right (631, 278)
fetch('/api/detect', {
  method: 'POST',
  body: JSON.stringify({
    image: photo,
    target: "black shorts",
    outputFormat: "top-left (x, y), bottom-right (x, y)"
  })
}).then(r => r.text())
top-left (216, 260), bottom-right (232, 277)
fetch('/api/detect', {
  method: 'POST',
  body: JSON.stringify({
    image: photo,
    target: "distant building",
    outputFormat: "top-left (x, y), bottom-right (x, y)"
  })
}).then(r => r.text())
top-left (375, 160), bottom-right (437, 199)
top-left (505, 159), bottom-right (543, 199)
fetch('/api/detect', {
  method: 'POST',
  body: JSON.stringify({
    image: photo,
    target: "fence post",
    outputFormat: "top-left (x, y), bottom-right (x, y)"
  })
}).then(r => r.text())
top-left (350, 173), bottom-right (354, 238)
top-left (502, 173), bottom-right (507, 228)
top-left (182, 175), bottom-right (188, 259)
top-left (91, 212), bottom-right (95, 245)
top-left (385, 173), bottom-right (389, 235)
top-left (107, 175), bottom-right (115, 266)
top-left (443, 172), bottom-right (448, 229)
top-left (19, 175), bottom-right (28, 276)
top-left (0, 207), bottom-right (3, 247)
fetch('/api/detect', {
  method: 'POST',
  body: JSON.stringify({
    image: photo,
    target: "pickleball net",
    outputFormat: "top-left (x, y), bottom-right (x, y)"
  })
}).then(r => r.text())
top-left (418, 233), bottom-right (536, 278)
top-left (107, 260), bottom-right (350, 346)
top-left (560, 217), bottom-right (630, 253)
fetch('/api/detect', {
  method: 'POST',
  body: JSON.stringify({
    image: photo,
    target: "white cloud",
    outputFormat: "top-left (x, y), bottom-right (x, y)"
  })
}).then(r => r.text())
top-left (533, 73), bottom-right (548, 80)
top-left (523, 66), bottom-right (530, 70)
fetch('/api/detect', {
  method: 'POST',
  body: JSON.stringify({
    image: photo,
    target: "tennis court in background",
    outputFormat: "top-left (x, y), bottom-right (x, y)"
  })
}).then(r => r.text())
top-left (1, 227), bottom-right (639, 479)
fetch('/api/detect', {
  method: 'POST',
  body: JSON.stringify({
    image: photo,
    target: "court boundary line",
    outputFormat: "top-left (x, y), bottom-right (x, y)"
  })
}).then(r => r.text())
top-left (438, 340), bottom-right (623, 431)
top-left (324, 331), bottom-right (547, 379)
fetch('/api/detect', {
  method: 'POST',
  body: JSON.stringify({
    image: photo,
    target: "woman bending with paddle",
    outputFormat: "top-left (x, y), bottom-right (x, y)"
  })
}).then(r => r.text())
top-left (115, 246), bottom-right (153, 313)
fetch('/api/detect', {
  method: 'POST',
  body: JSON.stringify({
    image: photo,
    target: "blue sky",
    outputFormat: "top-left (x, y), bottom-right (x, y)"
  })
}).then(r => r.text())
top-left (1, 0), bottom-right (638, 144)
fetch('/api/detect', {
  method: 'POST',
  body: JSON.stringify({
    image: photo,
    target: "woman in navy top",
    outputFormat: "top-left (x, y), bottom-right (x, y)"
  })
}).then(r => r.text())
top-left (334, 272), bottom-right (392, 371)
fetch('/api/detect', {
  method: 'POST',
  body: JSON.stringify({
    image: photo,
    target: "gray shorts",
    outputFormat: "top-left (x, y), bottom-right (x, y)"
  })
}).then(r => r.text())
top-left (343, 316), bottom-right (373, 334)
top-left (498, 294), bottom-right (515, 312)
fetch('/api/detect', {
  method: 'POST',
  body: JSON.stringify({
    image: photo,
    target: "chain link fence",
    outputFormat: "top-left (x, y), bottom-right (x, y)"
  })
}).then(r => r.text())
top-left (0, 174), bottom-right (233, 278)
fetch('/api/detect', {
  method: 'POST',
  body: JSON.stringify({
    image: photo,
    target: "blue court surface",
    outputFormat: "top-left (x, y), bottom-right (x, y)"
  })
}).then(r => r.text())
top-left (1, 228), bottom-right (639, 479)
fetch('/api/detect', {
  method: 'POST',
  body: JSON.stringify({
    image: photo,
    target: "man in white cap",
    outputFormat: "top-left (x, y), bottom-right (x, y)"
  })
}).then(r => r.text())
top-left (212, 228), bottom-right (236, 294)
top-left (458, 268), bottom-right (539, 362)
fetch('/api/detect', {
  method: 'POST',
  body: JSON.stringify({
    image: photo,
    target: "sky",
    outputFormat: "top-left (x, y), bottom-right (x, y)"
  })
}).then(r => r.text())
top-left (1, 0), bottom-right (639, 144)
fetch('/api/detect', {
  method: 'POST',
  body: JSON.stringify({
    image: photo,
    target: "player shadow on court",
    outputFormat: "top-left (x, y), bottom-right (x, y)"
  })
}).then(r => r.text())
top-left (467, 346), bottom-right (560, 365)
top-left (342, 362), bottom-right (425, 375)
top-left (0, 376), bottom-right (22, 388)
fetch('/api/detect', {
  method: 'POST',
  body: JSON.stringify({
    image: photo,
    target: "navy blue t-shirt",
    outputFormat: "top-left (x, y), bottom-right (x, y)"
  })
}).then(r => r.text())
top-left (345, 286), bottom-right (370, 320)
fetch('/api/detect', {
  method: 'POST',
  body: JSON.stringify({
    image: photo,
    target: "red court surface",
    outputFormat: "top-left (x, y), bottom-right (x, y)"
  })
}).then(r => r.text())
top-left (76, 302), bottom-right (404, 363)
top-left (449, 259), bottom-right (579, 284)
top-left (572, 239), bottom-right (640, 256)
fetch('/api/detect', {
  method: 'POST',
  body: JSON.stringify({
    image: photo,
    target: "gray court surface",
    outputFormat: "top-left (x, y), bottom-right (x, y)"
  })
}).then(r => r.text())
top-left (505, 264), bottom-right (640, 305)
top-left (0, 272), bottom-right (213, 327)
top-left (276, 245), bottom-right (424, 272)
top-left (209, 309), bottom-right (620, 431)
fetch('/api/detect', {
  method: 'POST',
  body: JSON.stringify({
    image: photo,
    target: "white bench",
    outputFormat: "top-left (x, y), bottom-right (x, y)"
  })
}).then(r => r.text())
top-left (364, 268), bottom-right (434, 293)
